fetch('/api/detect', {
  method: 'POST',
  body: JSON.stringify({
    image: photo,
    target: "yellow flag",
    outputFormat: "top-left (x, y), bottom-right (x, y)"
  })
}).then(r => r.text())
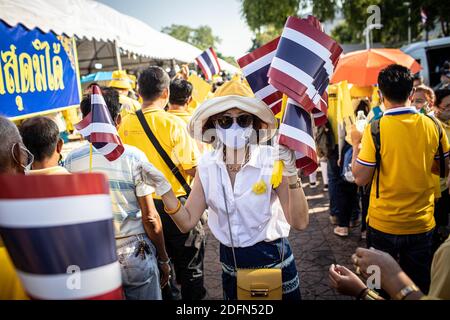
top-left (187, 74), bottom-right (212, 112)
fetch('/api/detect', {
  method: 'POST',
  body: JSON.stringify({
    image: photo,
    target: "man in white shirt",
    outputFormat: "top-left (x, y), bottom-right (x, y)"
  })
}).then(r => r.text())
top-left (65, 87), bottom-right (170, 300)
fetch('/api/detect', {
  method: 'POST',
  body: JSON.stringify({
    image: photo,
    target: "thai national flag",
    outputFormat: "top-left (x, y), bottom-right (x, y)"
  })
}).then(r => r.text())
top-left (278, 98), bottom-right (318, 175)
top-left (0, 173), bottom-right (123, 300)
top-left (195, 47), bottom-right (221, 81)
top-left (237, 37), bottom-right (283, 115)
top-left (268, 16), bottom-right (342, 113)
top-left (75, 85), bottom-right (124, 161)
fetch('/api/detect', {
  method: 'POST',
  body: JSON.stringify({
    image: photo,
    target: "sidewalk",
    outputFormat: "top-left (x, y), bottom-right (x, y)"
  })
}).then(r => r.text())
top-left (203, 176), bottom-right (365, 300)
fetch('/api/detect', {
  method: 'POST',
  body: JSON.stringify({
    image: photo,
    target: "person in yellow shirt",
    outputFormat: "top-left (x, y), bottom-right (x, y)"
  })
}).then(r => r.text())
top-left (0, 116), bottom-right (29, 300)
top-left (109, 70), bottom-right (141, 117)
top-left (350, 64), bottom-right (450, 293)
top-left (19, 116), bottom-right (69, 175)
top-left (118, 66), bottom-right (205, 300)
top-left (167, 79), bottom-right (193, 125)
top-left (432, 88), bottom-right (450, 252)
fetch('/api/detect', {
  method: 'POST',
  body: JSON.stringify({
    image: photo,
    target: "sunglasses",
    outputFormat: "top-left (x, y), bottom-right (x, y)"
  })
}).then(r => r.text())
top-left (215, 114), bottom-right (254, 129)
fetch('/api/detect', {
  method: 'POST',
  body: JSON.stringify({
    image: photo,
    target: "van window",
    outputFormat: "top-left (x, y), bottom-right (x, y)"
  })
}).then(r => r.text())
top-left (426, 46), bottom-right (450, 87)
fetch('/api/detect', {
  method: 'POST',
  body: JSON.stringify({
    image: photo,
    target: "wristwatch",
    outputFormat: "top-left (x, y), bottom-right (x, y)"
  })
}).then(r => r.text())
top-left (289, 178), bottom-right (302, 189)
top-left (394, 284), bottom-right (419, 300)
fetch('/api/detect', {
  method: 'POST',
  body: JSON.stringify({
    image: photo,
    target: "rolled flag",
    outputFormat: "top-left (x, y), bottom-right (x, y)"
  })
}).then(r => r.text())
top-left (278, 98), bottom-right (318, 175)
top-left (421, 8), bottom-right (427, 25)
top-left (195, 47), bottom-right (221, 81)
top-left (237, 37), bottom-right (283, 115)
top-left (75, 85), bottom-right (124, 161)
top-left (0, 173), bottom-right (123, 300)
top-left (268, 16), bottom-right (342, 113)
top-left (312, 92), bottom-right (328, 127)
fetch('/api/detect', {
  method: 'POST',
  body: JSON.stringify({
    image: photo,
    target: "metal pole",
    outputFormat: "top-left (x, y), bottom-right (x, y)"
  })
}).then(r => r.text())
top-left (408, 6), bottom-right (411, 44)
top-left (114, 40), bottom-right (122, 70)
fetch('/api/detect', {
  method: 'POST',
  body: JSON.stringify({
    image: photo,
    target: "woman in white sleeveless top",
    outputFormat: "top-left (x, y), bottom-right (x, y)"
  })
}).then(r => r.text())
top-left (140, 80), bottom-right (309, 300)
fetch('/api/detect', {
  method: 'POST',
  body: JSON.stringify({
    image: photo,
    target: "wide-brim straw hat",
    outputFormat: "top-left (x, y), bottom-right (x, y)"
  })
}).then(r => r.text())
top-left (188, 80), bottom-right (277, 143)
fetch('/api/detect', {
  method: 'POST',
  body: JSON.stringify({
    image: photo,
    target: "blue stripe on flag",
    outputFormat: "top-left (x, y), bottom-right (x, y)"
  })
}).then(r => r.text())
top-left (276, 38), bottom-right (326, 81)
top-left (0, 219), bottom-right (117, 275)
top-left (92, 103), bottom-right (114, 125)
top-left (201, 51), bottom-right (217, 75)
top-left (246, 64), bottom-right (271, 92)
top-left (284, 102), bottom-right (313, 133)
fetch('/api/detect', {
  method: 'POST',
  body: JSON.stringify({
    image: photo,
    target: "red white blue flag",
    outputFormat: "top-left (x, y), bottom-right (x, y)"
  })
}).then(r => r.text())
top-left (279, 98), bottom-right (318, 175)
top-left (195, 47), bottom-right (221, 81)
top-left (0, 173), bottom-right (123, 300)
top-left (268, 16), bottom-right (342, 113)
top-left (75, 85), bottom-right (124, 161)
top-left (237, 37), bottom-right (283, 115)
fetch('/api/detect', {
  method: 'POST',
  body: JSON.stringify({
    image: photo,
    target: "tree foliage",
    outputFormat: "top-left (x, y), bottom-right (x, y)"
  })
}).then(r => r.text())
top-left (161, 24), bottom-right (221, 50)
top-left (240, 0), bottom-right (450, 47)
top-left (241, 0), bottom-right (301, 34)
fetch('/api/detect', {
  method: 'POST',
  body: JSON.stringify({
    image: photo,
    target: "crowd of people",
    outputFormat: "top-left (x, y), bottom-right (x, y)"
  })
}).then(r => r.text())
top-left (0, 62), bottom-right (449, 301)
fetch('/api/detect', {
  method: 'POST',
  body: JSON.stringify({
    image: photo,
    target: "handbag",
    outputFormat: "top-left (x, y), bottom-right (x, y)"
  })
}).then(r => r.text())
top-left (221, 184), bottom-right (283, 300)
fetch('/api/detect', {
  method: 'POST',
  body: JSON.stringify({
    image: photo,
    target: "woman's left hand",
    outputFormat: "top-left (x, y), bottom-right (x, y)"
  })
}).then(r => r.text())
top-left (329, 264), bottom-right (367, 297)
top-left (276, 144), bottom-right (298, 177)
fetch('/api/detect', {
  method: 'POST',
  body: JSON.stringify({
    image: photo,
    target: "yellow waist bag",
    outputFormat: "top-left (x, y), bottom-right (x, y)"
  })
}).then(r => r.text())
top-left (222, 185), bottom-right (283, 300)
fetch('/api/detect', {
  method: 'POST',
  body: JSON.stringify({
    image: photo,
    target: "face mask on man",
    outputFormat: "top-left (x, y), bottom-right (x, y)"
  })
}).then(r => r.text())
top-left (215, 122), bottom-right (253, 149)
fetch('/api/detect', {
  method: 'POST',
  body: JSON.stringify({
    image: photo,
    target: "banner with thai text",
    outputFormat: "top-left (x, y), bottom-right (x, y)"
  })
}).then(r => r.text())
top-left (0, 21), bottom-right (81, 120)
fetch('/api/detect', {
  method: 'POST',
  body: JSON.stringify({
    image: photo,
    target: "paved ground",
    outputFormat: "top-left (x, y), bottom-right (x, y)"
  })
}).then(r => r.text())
top-left (203, 173), bottom-right (365, 300)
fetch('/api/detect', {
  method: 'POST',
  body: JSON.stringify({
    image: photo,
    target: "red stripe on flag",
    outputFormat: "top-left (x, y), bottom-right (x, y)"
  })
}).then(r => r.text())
top-left (74, 112), bottom-right (92, 131)
top-left (196, 57), bottom-right (210, 81)
top-left (270, 101), bottom-right (282, 115)
top-left (268, 70), bottom-right (317, 111)
top-left (261, 91), bottom-right (283, 106)
top-left (104, 145), bottom-right (125, 162)
top-left (237, 37), bottom-right (280, 68)
top-left (0, 173), bottom-right (110, 199)
top-left (90, 132), bottom-right (123, 145)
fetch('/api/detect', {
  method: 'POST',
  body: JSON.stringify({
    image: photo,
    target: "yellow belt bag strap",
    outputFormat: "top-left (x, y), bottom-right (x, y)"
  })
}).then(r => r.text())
top-left (221, 185), bottom-right (283, 300)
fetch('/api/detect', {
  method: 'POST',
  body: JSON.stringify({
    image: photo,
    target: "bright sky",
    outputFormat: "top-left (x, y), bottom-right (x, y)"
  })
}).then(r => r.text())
top-left (96, 0), bottom-right (254, 58)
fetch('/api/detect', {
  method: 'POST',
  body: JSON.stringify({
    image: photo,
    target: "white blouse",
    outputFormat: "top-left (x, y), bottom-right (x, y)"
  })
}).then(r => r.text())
top-left (198, 145), bottom-right (291, 248)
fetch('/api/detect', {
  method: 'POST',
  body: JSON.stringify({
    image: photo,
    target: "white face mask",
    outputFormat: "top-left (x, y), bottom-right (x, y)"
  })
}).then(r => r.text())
top-left (215, 122), bottom-right (252, 149)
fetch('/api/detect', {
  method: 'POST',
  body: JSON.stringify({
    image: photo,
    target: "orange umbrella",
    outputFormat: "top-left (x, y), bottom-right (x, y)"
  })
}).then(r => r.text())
top-left (331, 48), bottom-right (422, 86)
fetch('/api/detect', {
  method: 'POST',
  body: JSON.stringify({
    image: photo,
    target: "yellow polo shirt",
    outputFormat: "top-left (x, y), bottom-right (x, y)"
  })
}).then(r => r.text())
top-left (118, 108), bottom-right (199, 199)
top-left (0, 244), bottom-right (27, 300)
top-left (167, 109), bottom-right (191, 126)
top-left (357, 107), bottom-right (450, 235)
top-left (119, 95), bottom-right (141, 118)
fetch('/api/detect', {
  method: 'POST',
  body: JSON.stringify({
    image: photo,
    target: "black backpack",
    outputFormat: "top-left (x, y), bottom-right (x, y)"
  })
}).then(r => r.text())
top-left (370, 114), bottom-right (445, 198)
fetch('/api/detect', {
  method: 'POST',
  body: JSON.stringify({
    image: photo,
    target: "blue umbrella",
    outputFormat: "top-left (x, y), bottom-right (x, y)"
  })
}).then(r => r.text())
top-left (80, 71), bottom-right (113, 84)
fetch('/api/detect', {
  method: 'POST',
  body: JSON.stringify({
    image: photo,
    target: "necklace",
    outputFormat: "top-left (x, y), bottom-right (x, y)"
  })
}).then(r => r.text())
top-left (223, 146), bottom-right (251, 173)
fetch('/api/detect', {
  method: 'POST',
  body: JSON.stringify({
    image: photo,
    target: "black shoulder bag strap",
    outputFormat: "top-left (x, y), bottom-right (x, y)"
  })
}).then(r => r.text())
top-left (135, 109), bottom-right (192, 195)
top-left (370, 118), bottom-right (382, 199)
top-left (425, 114), bottom-right (445, 178)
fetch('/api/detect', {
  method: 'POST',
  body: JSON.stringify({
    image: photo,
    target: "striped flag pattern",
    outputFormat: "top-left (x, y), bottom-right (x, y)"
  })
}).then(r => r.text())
top-left (75, 85), bottom-right (124, 161)
top-left (237, 37), bottom-right (283, 115)
top-left (0, 173), bottom-right (123, 300)
top-left (195, 47), bottom-right (221, 81)
top-left (279, 98), bottom-right (318, 175)
top-left (268, 16), bottom-right (342, 113)
top-left (269, 16), bottom-right (341, 174)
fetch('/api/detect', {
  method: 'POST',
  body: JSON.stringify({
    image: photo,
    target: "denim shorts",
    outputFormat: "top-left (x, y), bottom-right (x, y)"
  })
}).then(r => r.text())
top-left (116, 234), bottom-right (162, 300)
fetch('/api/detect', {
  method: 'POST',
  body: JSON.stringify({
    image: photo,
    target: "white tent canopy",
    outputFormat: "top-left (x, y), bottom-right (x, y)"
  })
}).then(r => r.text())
top-left (0, 0), bottom-right (238, 73)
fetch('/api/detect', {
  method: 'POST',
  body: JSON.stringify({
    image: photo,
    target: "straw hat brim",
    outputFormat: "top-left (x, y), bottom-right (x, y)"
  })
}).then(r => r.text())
top-left (188, 95), bottom-right (277, 144)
